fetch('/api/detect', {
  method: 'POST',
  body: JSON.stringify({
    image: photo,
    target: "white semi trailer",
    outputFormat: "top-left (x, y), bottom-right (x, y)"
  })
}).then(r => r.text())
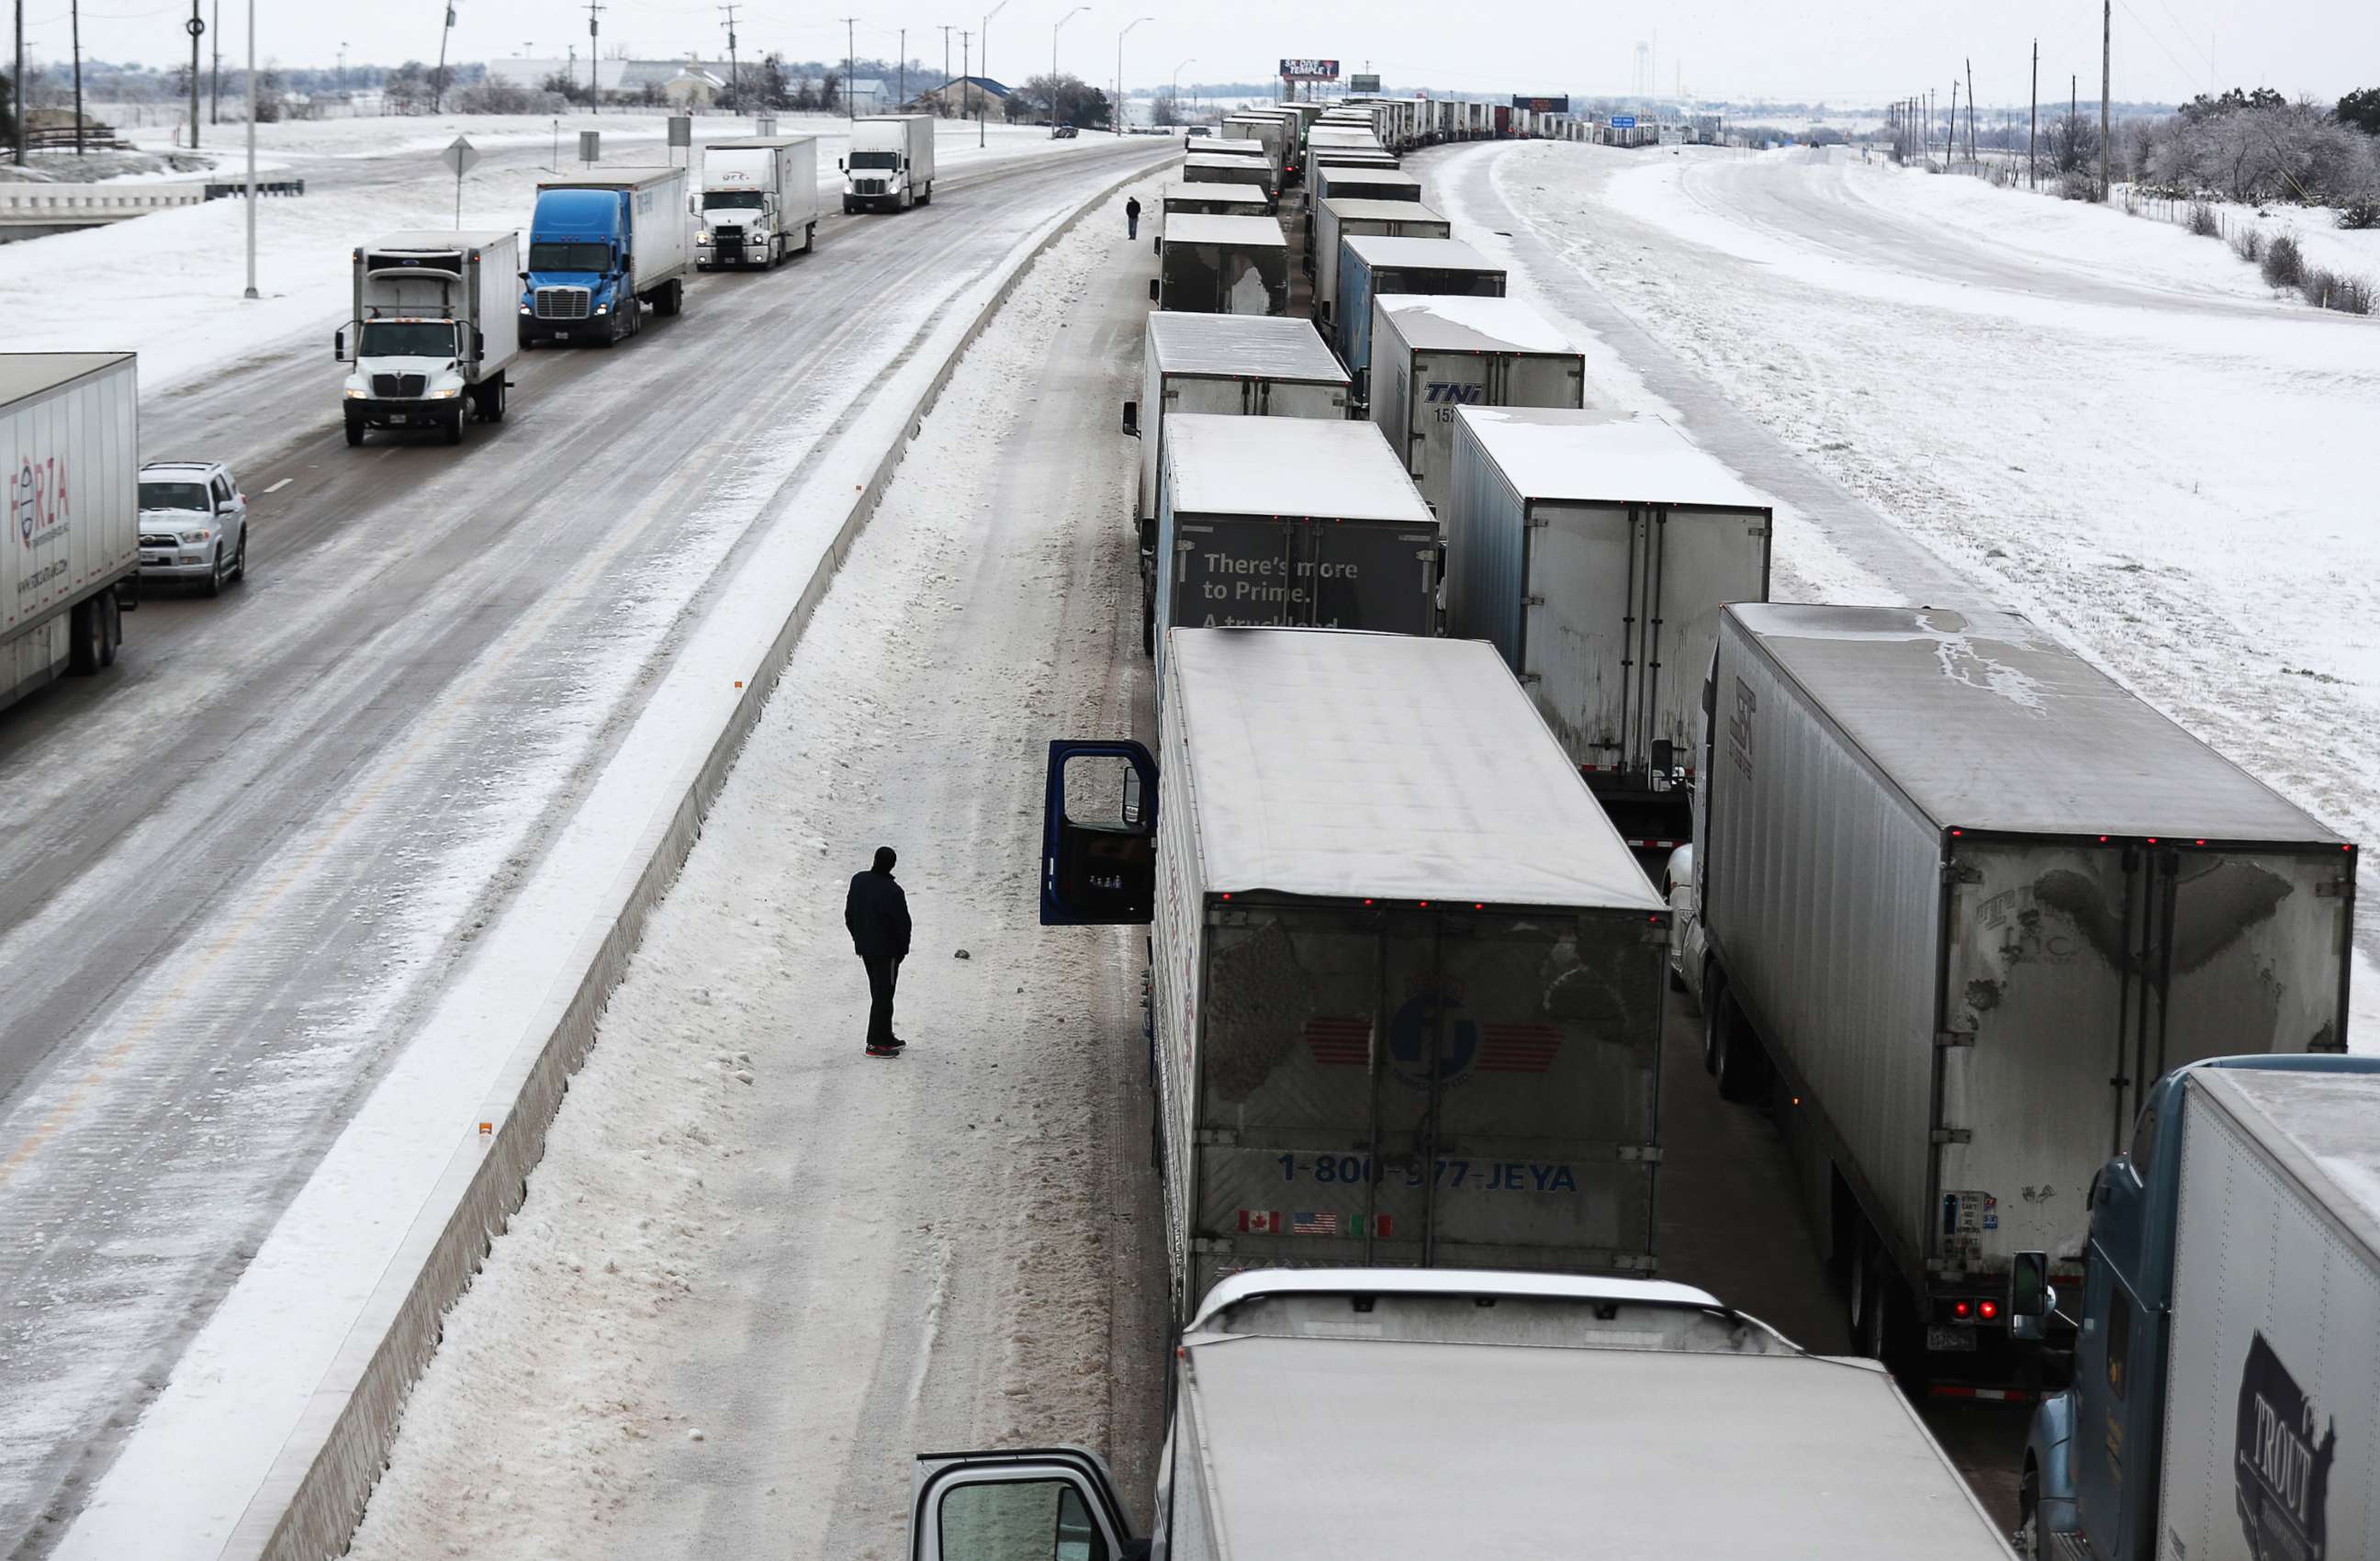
top-left (339, 230), bottom-right (521, 445)
top-left (1369, 295), bottom-right (1584, 515)
top-left (697, 136), bottom-right (820, 267)
top-left (0, 354), bottom-right (139, 709)
top-left (841, 115), bottom-right (936, 212)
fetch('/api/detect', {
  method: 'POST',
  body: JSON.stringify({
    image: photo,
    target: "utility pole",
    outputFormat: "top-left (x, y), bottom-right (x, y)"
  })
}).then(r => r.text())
top-left (841, 17), bottom-right (856, 120)
top-left (1050, 5), bottom-right (1084, 128)
top-left (960, 28), bottom-right (971, 124)
top-left (980, 0), bottom-right (1007, 148)
top-left (1965, 58), bottom-right (1976, 163)
top-left (241, 0), bottom-right (254, 298)
top-left (2099, 0), bottom-right (2113, 202)
top-left (185, 0), bottom-right (202, 152)
top-left (1946, 79), bottom-right (1956, 167)
top-left (720, 5), bottom-right (740, 109)
top-left (432, 0), bottom-right (455, 114)
top-left (585, 0), bottom-right (606, 113)
top-left (70, 0), bottom-right (82, 153)
top-left (209, 0), bottom-right (219, 122)
top-left (898, 28), bottom-right (905, 108)
top-left (939, 24), bottom-right (951, 105)
top-left (2029, 39), bottom-right (2038, 187)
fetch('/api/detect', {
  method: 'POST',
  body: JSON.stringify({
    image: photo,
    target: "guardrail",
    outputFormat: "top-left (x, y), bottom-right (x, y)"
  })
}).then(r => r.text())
top-left (205, 178), bottom-right (308, 199)
top-left (0, 184), bottom-right (208, 219)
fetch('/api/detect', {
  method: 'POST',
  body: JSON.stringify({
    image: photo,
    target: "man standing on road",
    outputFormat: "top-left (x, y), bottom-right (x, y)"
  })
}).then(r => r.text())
top-left (1125, 196), bottom-right (1141, 241)
top-left (845, 846), bottom-right (913, 1057)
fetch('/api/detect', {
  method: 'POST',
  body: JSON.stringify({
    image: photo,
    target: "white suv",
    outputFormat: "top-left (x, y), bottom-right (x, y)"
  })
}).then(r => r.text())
top-left (138, 460), bottom-right (250, 597)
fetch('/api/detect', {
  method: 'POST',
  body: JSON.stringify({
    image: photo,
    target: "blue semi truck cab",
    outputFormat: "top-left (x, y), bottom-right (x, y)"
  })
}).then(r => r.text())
top-left (522, 168), bottom-right (693, 347)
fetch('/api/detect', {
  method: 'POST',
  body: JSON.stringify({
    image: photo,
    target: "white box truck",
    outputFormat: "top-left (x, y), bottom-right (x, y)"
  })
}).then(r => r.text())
top-left (522, 168), bottom-right (693, 345)
top-left (1180, 152), bottom-right (1275, 207)
top-left (1147, 417), bottom-right (1434, 692)
top-left (1152, 215), bottom-right (1289, 315)
top-left (1690, 603), bottom-right (2356, 1390)
top-left (338, 231), bottom-right (520, 445)
top-left (1312, 196), bottom-right (1448, 322)
top-left (1039, 629), bottom-right (1670, 1322)
top-left (1444, 408), bottom-right (1770, 855)
top-left (1371, 296), bottom-right (1585, 514)
top-left (1153, 180), bottom-right (1270, 254)
top-left (907, 1270), bottom-right (2018, 1561)
top-left (697, 135), bottom-right (820, 267)
top-left (840, 115), bottom-right (936, 212)
top-left (2021, 1057), bottom-right (2380, 1561)
top-left (1219, 115), bottom-right (1290, 188)
top-left (1127, 313), bottom-right (1350, 652)
top-left (1, 354), bottom-right (138, 710)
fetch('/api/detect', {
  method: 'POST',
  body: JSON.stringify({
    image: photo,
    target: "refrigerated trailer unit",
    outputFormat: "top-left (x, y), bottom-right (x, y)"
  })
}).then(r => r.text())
top-left (1445, 408), bottom-right (1770, 855)
top-left (1312, 197), bottom-right (1448, 322)
top-left (1129, 314), bottom-right (1351, 653)
top-left (1370, 296), bottom-right (1585, 515)
top-left (1146, 416), bottom-right (1434, 691)
top-left (1334, 236), bottom-right (1506, 399)
top-left (1040, 630), bottom-right (1670, 1325)
top-left (1304, 167), bottom-right (1421, 268)
top-left (2023, 1056), bottom-right (2380, 1561)
top-left (339, 230), bottom-right (520, 444)
top-left (0, 354), bottom-right (138, 711)
top-left (909, 1270), bottom-right (2018, 1561)
top-left (1154, 216), bottom-right (1290, 316)
top-left (1694, 603), bottom-right (2356, 1388)
top-left (1155, 181), bottom-right (1271, 253)
top-left (1182, 152), bottom-right (1276, 206)
top-left (1220, 115), bottom-right (1292, 187)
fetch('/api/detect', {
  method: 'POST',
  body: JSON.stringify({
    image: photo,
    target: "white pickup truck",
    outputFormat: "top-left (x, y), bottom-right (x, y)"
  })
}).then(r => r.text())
top-left (906, 1269), bottom-right (2017, 1560)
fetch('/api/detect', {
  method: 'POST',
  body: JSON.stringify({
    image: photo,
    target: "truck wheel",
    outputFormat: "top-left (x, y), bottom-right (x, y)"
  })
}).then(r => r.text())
top-left (1713, 992), bottom-right (1764, 1104)
top-left (920, 182), bottom-right (932, 206)
top-left (444, 406), bottom-right (466, 445)
top-left (68, 598), bottom-right (103, 673)
top-left (344, 410), bottom-right (365, 447)
top-left (486, 380), bottom-right (507, 424)
top-left (2016, 1466), bottom-right (2042, 1559)
top-left (98, 591), bottom-right (119, 666)
top-left (803, 222), bottom-right (814, 253)
top-left (1701, 980), bottom-right (1724, 1074)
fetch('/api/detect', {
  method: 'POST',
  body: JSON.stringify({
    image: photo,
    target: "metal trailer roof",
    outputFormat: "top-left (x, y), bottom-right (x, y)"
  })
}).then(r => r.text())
top-left (367, 230), bottom-right (517, 253)
top-left (533, 166), bottom-right (684, 189)
top-left (1319, 170), bottom-right (1421, 195)
top-left (1376, 294), bottom-right (1576, 355)
top-left (702, 134), bottom-right (818, 149)
top-left (2198, 1068), bottom-right (2380, 1263)
top-left (1164, 413), bottom-right (1428, 523)
top-left (1342, 233), bottom-right (1495, 272)
top-left (1187, 140), bottom-right (1269, 159)
top-left (1729, 603), bottom-right (2348, 842)
top-left (1167, 628), bottom-right (1665, 909)
top-left (1146, 312), bottom-right (1347, 385)
top-left (1184, 1331), bottom-right (2014, 1558)
top-left (0, 352), bottom-right (133, 406)
top-left (1161, 214), bottom-right (1287, 250)
top-left (1454, 407), bottom-right (1773, 510)
top-left (1184, 152), bottom-right (1271, 169)
top-left (1162, 180), bottom-right (1269, 200)
top-left (1322, 197), bottom-right (1445, 224)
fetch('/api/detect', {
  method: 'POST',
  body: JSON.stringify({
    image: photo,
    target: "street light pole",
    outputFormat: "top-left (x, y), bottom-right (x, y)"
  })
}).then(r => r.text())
top-left (1172, 55), bottom-right (1193, 122)
top-left (979, 0), bottom-right (1006, 147)
top-left (242, 0), bottom-right (255, 298)
top-left (1113, 15), bottom-right (1150, 137)
top-left (1050, 6), bottom-right (1085, 129)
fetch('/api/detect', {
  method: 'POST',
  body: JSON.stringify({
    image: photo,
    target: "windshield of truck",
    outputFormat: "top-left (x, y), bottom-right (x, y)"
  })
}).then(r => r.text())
top-left (357, 321), bottom-right (457, 358)
top-left (139, 481), bottom-right (210, 512)
top-left (703, 191), bottom-right (765, 209)
top-left (848, 150), bottom-right (901, 169)
top-left (528, 241), bottom-right (612, 273)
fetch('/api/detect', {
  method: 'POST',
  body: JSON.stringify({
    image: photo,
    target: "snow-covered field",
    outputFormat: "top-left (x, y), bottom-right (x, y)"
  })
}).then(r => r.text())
top-left (0, 111), bottom-right (1127, 393)
top-left (340, 172), bottom-right (1168, 1561)
top-left (1432, 140), bottom-right (2379, 1030)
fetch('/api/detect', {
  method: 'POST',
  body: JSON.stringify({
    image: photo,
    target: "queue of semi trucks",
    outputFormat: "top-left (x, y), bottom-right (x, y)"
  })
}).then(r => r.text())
top-left (908, 92), bottom-right (2370, 1561)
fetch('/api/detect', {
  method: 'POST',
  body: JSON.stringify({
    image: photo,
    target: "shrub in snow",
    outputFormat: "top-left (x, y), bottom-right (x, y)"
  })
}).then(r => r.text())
top-left (2341, 198), bottom-right (2380, 230)
top-left (2301, 269), bottom-right (2374, 315)
top-left (2230, 226), bottom-right (2266, 264)
top-left (2059, 172), bottom-right (2098, 201)
top-left (2262, 233), bottom-right (2307, 288)
top-left (2186, 200), bottom-right (2222, 237)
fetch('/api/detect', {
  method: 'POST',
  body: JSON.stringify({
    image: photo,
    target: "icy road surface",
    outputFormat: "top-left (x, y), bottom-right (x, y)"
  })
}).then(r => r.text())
top-left (343, 176), bottom-right (1170, 1560)
top-left (0, 131), bottom-right (1173, 1548)
top-left (1427, 140), bottom-right (2380, 1012)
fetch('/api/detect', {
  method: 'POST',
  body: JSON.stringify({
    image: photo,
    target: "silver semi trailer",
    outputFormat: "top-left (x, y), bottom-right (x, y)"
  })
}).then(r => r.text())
top-left (1333, 235), bottom-right (1505, 401)
top-left (908, 1270), bottom-right (2017, 1561)
top-left (1445, 408), bottom-right (1771, 856)
top-left (1370, 296), bottom-right (1584, 515)
top-left (0, 354), bottom-right (138, 709)
top-left (1152, 214), bottom-right (1290, 316)
top-left (1040, 629), bottom-right (1670, 1324)
top-left (1312, 196), bottom-right (1448, 325)
top-left (1153, 180), bottom-right (1270, 254)
top-left (2023, 1056), bottom-right (2380, 1560)
top-left (1692, 603), bottom-right (2356, 1391)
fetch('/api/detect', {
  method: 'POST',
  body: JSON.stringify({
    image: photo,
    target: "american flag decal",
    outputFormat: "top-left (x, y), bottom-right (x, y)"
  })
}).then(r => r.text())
top-left (1304, 1016), bottom-right (1371, 1066)
top-left (1238, 1209), bottom-right (1280, 1235)
top-left (1477, 1022), bottom-right (1563, 1072)
top-left (1292, 1210), bottom-right (1342, 1235)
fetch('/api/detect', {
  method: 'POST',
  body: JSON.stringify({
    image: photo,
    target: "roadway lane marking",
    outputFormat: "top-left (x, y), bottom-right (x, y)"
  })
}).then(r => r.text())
top-left (263, 477), bottom-right (293, 494)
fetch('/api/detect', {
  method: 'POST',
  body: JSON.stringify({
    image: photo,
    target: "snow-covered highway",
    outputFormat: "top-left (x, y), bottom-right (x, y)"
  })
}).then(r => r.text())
top-left (0, 127), bottom-right (1173, 1551)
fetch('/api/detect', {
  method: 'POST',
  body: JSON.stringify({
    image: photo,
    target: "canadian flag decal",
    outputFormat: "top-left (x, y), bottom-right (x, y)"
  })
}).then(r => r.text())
top-left (1238, 1209), bottom-right (1281, 1235)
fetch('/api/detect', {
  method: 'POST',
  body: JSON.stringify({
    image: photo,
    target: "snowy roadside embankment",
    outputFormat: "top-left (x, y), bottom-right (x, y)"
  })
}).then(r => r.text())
top-left (48, 150), bottom-right (1162, 1561)
top-left (0, 112), bottom-right (1134, 395)
top-left (1452, 139), bottom-right (2380, 1035)
top-left (342, 172), bottom-right (1168, 1561)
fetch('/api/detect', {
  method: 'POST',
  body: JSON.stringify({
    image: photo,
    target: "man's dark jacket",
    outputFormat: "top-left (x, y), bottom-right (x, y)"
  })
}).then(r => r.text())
top-left (846, 869), bottom-right (913, 960)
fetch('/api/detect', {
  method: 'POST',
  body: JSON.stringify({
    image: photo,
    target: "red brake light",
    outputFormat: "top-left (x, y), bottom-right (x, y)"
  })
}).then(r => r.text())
top-left (1980, 1299), bottom-right (2000, 1321)
top-left (1952, 1300), bottom-right (1971, 1319)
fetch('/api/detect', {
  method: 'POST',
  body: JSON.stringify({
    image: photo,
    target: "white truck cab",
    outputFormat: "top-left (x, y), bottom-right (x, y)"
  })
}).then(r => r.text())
top-left (840, 115), bottom-right (937, 213)
top-left (697, 136), bottom-right (820, 268)
top-left (338, 231), bottom-right (520, 445)
top-left (907, 1268), bottom-right (2015, 1561)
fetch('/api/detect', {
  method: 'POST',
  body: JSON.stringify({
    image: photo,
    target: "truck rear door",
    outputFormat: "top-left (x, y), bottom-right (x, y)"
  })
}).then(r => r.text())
top-left (1643, 506), bottom-right (1768, 771)
top-left (1307, 521), bottom-right (1438, 635)
top-left (1521, 499), bottom-right (1633, 764)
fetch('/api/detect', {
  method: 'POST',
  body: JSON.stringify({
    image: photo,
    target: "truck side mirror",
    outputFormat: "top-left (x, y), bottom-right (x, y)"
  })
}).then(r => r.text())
top-left (1148, 278), bottom-right (1160, 303)
top-left (1121, 399), bottom-right (1139, 437)
top-left (2009, 1250), bottom-right (2055, 1341)
top-left (333, 327), bottom-right (347, 363)
top-left (836, 157), bottom-right (846, 171)
top-left (474, 330), bottom-right (487, 358)
top-left (1651, 737), bottom-right (1676, 777)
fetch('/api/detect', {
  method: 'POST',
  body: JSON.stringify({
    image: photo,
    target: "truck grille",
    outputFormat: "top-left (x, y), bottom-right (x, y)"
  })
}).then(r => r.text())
top-left (713, 224), bottom-right (744, 243)
top-left (370, 373), bottom-right (426, 398)
top-left (854, 178), bottom-right (888, 196)
top-left (534, 286), bottom-right (591, 320)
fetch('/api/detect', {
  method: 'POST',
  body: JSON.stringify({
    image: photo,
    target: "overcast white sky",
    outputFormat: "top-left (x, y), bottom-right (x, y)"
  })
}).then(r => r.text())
top-left (28, 0), bottom-right (2380, 107)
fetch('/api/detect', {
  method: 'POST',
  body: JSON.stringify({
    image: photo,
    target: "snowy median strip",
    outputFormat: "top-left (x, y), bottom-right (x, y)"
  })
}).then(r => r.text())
top-left (53, 152), bottom-right (1161, 1561)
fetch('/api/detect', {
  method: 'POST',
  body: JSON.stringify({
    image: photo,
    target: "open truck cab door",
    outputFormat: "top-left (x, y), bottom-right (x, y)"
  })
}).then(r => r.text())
top-left (1040, 741), bottom-right (1158, 926)
top-left (907, 1446), bottom-right (1142, 1561)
